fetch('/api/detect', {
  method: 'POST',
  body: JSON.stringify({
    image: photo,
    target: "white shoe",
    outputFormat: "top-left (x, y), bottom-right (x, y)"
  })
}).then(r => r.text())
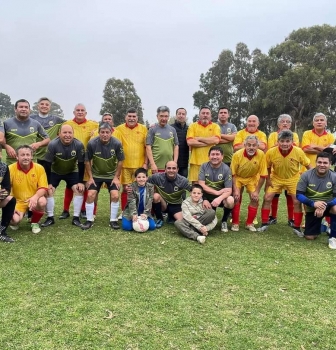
top-left (257, 225), bottom-right (269, 232)
top-left (231, 224), bottom-right (239, 232)
top-left (9, 225), bottom-right (19, 231)
top-left (118, 213), bottom-right (123, 220)
top-left (197, 235), bottom-right (206, 244)
top-left (328, 237), bottom-right (336, 249)
top-left (221, 222), bottom-right (228, 233)
top-left (293, 228), bottom-right (304, 238)
top-left (245, 224), bottom-right (257, 232)
top-left (31, 223), bottom-right (41, 234)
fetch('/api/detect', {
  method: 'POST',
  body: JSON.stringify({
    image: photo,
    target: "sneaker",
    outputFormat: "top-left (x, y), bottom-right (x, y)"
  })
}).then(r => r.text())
top-left (110, 221), bottom-right (120, 230)
top-left (253, 218), bottom-right (258, 225)
top-left (31, 223), bottom-right (41, 234)
top-left (72, 217), bottom-right (82, 227)
top-left (9, 225), bottom-right (19, 231)
top-left (245, 224), bottom-right (257, 232)
top-left (231, 224), bottom-right (239, 232)
top-left (81, 220), bottom-right (94, 230)
top-left (41, 217), bottom-right (55, 227)
top-left (156, 219), bottom-right (164, 228)
top-left (0, 232), bottom-right (14, 243)
top-left (59, 210), bottom-right (70, 219)
top-left (268, 216), bottom-right (277, 225)
top-left (328, 237), bottom-right (336, 249)
top-left (293, 227), bottom-right (304, 238)
top-left (118, 213), bottom-right (123, 220)
top-left (197, 235), bottom-right (206, 244)
top-left (288, 219), bottom-right (294, 227)
top-left (257, 224), bottom-right (269, 232)
top-left (80, 210), bottom-right (87, 219)
top-left (221, 222), bottom-right (228, 233)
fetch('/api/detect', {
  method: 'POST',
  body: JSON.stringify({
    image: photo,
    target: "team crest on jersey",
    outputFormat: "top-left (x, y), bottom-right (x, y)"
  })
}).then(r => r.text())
top-left (71, 150), bottom-right (77, 157)
top-left (110, 150), bottom-right (115, 156)
top-left (227, 128), bottom-right (231, 133)
top-left (49, 121), bottom-right (54, 126)
top-left (218, 174), bottom-right (223, 180)
top-left (326, 182), bottom-right (332, 189)
top-left (31, 174), bottom-right (36, 178)
top-left (29, 127), bottom-right (34, 133)
top-left (169, 132), bottom-right (173, 137)
top-left (174, 186), bottom-right (179, 192)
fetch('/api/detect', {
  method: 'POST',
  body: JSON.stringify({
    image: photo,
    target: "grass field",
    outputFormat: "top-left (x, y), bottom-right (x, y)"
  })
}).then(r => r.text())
top-left (0, 185), bottom-right (336, 349)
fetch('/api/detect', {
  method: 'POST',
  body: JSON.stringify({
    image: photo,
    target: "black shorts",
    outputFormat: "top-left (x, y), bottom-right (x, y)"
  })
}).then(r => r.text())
top-left (163, 203), bottom-right (182, 217)
top-left (87, 178), bottom-right (118, 192)
top-left (304, 207), bottom-right (332, 236)
top-left (50, 172), bottom-right (79, 189)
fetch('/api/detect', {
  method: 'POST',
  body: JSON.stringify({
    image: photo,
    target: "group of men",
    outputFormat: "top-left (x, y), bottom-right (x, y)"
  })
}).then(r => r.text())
top-left (0, 99), bottom-right (335, 250)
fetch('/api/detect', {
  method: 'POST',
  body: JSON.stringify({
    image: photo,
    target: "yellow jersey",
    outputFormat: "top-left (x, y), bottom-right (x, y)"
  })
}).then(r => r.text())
top-left (268, 131), bottom-right (300, 148)
top-left (64, 119), bottom-right (99, 148)
top-left (233, 129), bottom-right (267, 150)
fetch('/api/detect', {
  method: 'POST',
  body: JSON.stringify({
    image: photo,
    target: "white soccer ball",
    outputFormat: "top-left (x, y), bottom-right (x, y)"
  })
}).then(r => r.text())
top-left (132, 217), bottom-right (150, 233)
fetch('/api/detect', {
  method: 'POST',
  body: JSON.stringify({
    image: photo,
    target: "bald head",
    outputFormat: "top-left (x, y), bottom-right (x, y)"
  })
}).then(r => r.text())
top-left (246, 115), bottom-right (259, 132)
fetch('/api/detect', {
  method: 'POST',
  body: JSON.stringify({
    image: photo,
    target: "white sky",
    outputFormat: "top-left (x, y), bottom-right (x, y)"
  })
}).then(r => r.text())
top-left (0, 0), bottom-right (335, 123)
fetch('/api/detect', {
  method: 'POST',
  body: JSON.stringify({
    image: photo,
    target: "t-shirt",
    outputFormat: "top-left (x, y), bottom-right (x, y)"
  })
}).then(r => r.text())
top-left (146, 124), bottom-right (179, 170)
top-left (148, 173), bottom-right (191, 205)
top-left (187, 122), bottom-right (221, 165)
top-left (233, 129), bottom-right (267, 150)
top-left (0, 117), bottom-right (49, 164)
top-left (268, 131), bottom-right (300, 148)
top-left (217, 122), bottom-right (237, 163)
top-left (9, 162), bottom-right (48, 203)
top-left (63, 119), bottom-right (99, 148)
top-left (45, 137), bottom-right (85, 175)
top-left (114, 123), bottom-right (147, 168)
top-left (266, 146), bottom-right (310, 180)
top-left (86, 136), bottom-right (124, 179)
top-left (30, 114), bottom-right (64, 160)
top-left (199, 162), bottom-right (232, 201)
top-left (297, 169), bottom-right (336, 212)
top-left (231, 149), bottom-right (268, 179)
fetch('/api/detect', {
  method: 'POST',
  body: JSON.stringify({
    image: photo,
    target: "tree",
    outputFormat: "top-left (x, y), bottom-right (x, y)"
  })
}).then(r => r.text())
top-left (0, 93), bottom-right (14, 120)
top-left (31, 100), bottom-right (65, 118)
top-left (100, 78), bottom-right (144, 126)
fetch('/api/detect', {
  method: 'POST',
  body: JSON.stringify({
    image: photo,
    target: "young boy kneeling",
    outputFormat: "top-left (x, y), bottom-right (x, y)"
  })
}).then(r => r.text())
top-left (122, 168), bottom-right (156, 231)
top-left (174, 184), bottom-right (217, 244)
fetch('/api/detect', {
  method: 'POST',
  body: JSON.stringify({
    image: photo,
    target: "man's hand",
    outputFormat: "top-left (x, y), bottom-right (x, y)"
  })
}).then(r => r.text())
top-left (211, 197), bottom-right (222, 208)
top-left (86, 178), bottom-right (96, 189)
top-left (202, 199), bottom-right (212, 209)
top-left (314, 208), bottom-right (324, 218)
top-left (265, 177), bottom-right (273, 189)
top-left (27, 195), bottom-right (38, 211)
top-left (30, 142), bottom-right (41, 151)
top-left (76, 183), bottom-right (85, 193)
top-left (250, 191), bottom-right (259, 202)
top-left (48, 184), bottom-right (55, 195)
top-left (112, 177), bottom-right (121, 190)
top-left (313, 201), bottom-right (327, 211)
top-left (151, 164), bottom-right (158, 173)
top-left (199, 226), bottom-right (208, 236)
top-left (233, 189), bottom-right (241, 202)
top-left (5, 145), bottom-right (16, 159)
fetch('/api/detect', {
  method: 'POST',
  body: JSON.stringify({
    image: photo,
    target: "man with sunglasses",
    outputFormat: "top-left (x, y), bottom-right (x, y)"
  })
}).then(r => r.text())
top-left (146, 106), bottom-right (179, 173)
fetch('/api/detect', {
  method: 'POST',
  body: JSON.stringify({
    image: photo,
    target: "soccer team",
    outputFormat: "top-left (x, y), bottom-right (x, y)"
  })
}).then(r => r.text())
top-left (0, 98), bottom-right (336, 250)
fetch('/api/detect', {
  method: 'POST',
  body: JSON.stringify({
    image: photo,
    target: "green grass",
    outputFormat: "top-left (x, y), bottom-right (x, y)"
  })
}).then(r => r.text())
top-left (1, 186), bottom-right (336, 349)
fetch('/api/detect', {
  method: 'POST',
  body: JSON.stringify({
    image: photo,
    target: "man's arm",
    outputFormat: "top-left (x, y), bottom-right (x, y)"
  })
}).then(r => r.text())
top-left (112, 160), bottom-right (123, 189)
top-left (173, 145), bottom-right (179, 163)
top-left (146, 145), bottom-right (158, 172)
top-left (198, 180), bottom-right (226, 196)
top-left (219, 133), bottom-right (236, 143)
top-left (195, 136), bottom-right (220, 145)
top-left (187, 138), bottom-right (207, 147)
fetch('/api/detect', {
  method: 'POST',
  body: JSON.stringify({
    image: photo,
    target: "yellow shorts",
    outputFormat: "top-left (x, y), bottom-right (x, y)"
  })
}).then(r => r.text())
top-left (16, 201), bottom-right (29, 213)
top-left (188, 164), bottom-right (201, 182)
top-left (83, 168), bottom-right (90, 182)
top-left (266, 175), bottom-right (299, 195)
top-left (234, 175), bottom-right (258, 193)
top-left (121, 168), bottom-right (138, 185)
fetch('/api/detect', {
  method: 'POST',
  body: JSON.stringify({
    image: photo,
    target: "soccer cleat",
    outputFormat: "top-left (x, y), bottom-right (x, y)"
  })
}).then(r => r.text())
top-left (221, 222), bottom-right (229, 233)
top-left (257, 224), bottom-right (269, 232)
top-left (231, 224), bottom-right (240, 232)
top-left (41, 217), bottom-right (55, 227)
top-left (293, 227), bottom-right (304, 238)
top-left (0, 232), bottom-right (14, 243)
top-left (328, 237), bottom-right (336, 249)
top-left (31, 223), bottom-right (41, 234)
top-left (81, 220), bottom-right (94, 230)
top-left (268, 216), bottom-right (277, 225)
top-left (155, 219), bottom-right (164, 228)
top-left (288, 219), bottom-right (294, 227)
top-left (110, 221), bottom-right (120, 230)
top-left (197, 235), bottom-right (206, 244)
top-left (9, 225), bottom-right (19, 231)
top-left (72, 217), bottom-right (82, 227)
top-left (59, 210), bottom-right (70, 219)
top-left (245, 224), bottom-right (257, 232)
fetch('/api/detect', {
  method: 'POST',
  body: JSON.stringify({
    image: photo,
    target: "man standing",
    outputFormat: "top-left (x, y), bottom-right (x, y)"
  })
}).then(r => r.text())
top-left (301, 113), bottom-right (334, 168)
top-left (0, 99), bottom-right (50, 165)
top-left (30, 97), bottom-right (64, 168)
top-left (60, 103), bottom-right (98, 219)
top-left (230, 136), bottom-right (268, 232)
top-left (198, 146), bottom-right (234, 232)
top-left (296, 151), bottom-right (336, 249)
top-left (9, 145), bottom-right (47, 234)
top-left (82, 123), bottom-right (124, 230)
top-left (217, 107), bottom-right (237, 166)
top-left (114, 108), bottom-right (148, 213)
top-left (148, 161), bottom-right (192, 228)
top-left (258, 130), bottom-right (311, 232)
top-left (171, 108), bottom-right (189, 178)
top-left (187, 106), bottom-right (221, 183)
top-left (41, 124), bottom-right (85, 227)
top-left (233, 115), bottom-right (267, 152)
top-left (146, 106), bottom-right (179, 173)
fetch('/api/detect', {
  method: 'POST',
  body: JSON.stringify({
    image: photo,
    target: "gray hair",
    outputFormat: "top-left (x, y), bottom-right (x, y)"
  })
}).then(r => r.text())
top-left (277, 114), bottom-right (292, 124)
top-left (244, 135), bottom-right (259, 145)
top-left (74, 103), bottom-right (86, 111)
top-left (278, 130), bottom-right (293, 141)
top-left (313, 112), bottom-right (327, 122)
top-left (99, 122), bottom-right (112, 131)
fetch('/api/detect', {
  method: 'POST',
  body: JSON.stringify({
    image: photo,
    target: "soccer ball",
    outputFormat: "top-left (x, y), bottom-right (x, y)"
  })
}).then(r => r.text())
top-left (133, 217), bottom-right (150, 233)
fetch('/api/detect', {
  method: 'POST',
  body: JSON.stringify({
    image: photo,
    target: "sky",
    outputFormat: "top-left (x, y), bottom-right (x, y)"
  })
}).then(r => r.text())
top-left (0, 0), bottom-right (335, 123)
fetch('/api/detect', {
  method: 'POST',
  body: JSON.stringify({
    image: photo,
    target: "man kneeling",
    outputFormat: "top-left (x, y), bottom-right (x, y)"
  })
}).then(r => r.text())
top-left (174, 184), bottom-right (217, 244)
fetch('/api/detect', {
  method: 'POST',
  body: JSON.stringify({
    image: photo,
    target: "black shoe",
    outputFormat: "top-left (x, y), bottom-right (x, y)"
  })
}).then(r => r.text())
top-left (288, 219), bottom-right (294, 227)
top-left (80, 210), bottom-right (87, 219)
top-left (0, 232), bottom-right (14, 243)
top-left (72, 217), bottom-right (82, 227)
top-left (268, 216), bottom-right (277, 225)
top-left (81, 220), bottom-right (94, 230)
top-left (59, 210), bottom-right (70, 219)
top-left (41, 217), bottom-right (55, 227)
top-left (110, 221), bottom-right (120, 229)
